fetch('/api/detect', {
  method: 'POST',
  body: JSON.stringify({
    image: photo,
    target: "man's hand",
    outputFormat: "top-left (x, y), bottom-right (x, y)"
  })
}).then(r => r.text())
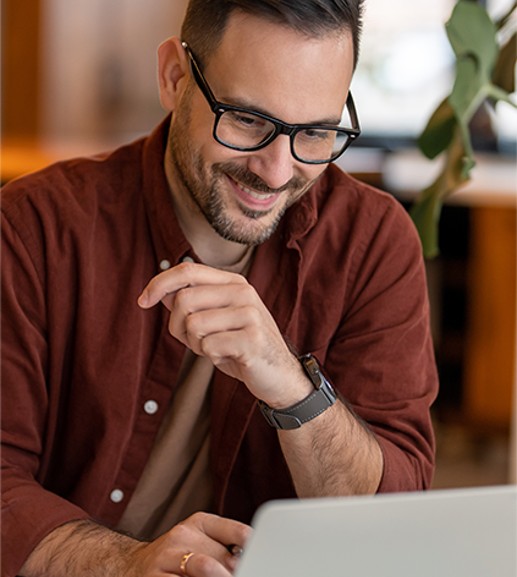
top-left (138, 262), bottom-right (383, 498)
top-left (129, 512), bottom-right (250, 577)
top-left (20, 513), bottom-right (251, 577)
top-left (138, 262), bottom-right (313, 408)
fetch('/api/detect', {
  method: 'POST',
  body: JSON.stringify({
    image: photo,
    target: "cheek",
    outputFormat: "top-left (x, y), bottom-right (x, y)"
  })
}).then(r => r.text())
top-left (295, 165), bottom-right (327, 193)
top-left (304, 165), bottom-right (327, 182)
top-left (186, 116), bottom-right (238, 167)
top-left (180, 90), bottom-right (219, 148)
top-left (290, 166), bottom-right (326, 201)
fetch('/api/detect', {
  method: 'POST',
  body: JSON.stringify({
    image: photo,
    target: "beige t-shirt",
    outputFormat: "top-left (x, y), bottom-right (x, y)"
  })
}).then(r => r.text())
top-left (116, 351), bottom-right (214, 540)
top-left (117, 248), bottom-right (254, 540)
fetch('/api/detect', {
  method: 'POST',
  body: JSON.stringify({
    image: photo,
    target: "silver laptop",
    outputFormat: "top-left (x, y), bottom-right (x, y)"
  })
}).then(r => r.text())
top-left (235, 485), bottom-right (517, 577)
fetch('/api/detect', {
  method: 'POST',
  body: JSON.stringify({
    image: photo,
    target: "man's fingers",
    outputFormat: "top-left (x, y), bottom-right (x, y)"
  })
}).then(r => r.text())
top-left (175, 551), bottom-right (232, 577)
top-left (168, 513), bottom-right (251, 576)
top-left (138, 262), bottom-right (247, 309)
top-left (194, 513), bottom-right (252, 552)
top-left (133, 512), bottom-right (251, 577)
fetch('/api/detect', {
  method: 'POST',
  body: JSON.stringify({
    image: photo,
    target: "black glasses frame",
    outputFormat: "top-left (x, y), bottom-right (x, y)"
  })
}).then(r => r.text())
top-left (182, 42), bottom-right (361, 164)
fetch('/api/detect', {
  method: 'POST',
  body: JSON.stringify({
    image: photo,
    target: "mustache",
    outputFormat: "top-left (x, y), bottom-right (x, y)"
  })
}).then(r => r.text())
top-left (214, 162), bottom-right (307, 194)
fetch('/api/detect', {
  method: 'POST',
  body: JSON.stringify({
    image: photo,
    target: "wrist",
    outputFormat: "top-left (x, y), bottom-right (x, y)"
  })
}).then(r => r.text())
top-left (263, 364), bottom-right (314, 409)
top-left (259, 354), bottom-right (338, 430)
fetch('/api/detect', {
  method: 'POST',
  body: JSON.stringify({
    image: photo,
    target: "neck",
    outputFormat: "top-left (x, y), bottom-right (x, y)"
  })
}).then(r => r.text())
top-left (164, 151), bottom-right (251, 270)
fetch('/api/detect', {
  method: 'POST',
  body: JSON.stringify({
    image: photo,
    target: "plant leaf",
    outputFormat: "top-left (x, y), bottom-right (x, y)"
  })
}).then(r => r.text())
top-left (411, 126), bottom-right (471, 258)
top-left (446, 1), bottom-right (499, 78)
top-left (410, 191), bottom-right (443, 259)
top-left (444, 1), bottom-right (499, 181)
top-left (492, 31), bottom-right (517, 93)
top-left (418, 99), bottom-right (457, 160)
top-left (412, 1), bottom-right (515, 258)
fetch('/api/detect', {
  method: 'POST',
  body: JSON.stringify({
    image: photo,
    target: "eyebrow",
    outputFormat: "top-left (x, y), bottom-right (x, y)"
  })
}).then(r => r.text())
top-left (217, 93), bottom-right (343, 127)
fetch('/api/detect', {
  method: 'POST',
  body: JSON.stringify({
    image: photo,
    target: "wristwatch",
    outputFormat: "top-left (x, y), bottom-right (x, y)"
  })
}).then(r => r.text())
top-left (258, 354), bottom-right (337, 430)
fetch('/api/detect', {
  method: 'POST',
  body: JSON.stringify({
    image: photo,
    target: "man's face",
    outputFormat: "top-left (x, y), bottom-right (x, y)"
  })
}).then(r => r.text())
top-left (166, 13), bottom-right (355, 245)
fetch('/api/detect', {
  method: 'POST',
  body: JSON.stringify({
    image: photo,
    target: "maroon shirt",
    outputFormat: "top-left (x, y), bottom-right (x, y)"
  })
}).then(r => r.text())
top-left (1, 118), bottom-right (437, 576)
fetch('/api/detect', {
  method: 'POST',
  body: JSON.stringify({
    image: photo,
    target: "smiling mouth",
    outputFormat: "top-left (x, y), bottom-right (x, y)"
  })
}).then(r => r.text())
top-left (227, 176), bottom-right (280, 210)
top-left (239, 183), bottom-right (276, 201)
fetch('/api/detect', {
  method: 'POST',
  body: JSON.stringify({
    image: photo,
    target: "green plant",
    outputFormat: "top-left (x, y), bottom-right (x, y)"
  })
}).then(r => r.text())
top-left (410, 0), bottom-right (517, 258)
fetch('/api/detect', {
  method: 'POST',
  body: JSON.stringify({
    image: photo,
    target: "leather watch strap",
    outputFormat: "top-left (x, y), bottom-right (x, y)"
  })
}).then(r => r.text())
top-left (258, 354), bottom-right (337, 430)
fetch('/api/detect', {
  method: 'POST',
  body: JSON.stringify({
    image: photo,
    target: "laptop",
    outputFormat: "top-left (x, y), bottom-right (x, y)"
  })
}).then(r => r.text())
top-left (235, 485), bottom-right (517, 577)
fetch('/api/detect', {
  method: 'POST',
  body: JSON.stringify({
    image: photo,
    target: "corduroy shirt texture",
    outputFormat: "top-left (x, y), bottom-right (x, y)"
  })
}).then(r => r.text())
top-left (1, 118), bottom-right (438, 576)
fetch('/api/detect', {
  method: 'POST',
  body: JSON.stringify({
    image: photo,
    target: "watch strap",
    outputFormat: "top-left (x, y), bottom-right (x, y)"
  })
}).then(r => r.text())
top-left (259, 355), bottom-right (337, 430)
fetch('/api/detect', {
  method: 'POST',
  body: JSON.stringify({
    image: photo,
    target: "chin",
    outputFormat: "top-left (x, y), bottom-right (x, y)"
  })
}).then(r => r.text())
top-left (213, 213), bottom-right (281, 245)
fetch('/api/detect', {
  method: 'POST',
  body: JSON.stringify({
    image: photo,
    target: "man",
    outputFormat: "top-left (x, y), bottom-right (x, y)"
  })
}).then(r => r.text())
top-left (1, 1), bottom-right (438, 576)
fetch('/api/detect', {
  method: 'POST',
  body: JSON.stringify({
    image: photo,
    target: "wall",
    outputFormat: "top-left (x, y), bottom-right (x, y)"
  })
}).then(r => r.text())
top-left (41, 0), bottom-right (188, 141)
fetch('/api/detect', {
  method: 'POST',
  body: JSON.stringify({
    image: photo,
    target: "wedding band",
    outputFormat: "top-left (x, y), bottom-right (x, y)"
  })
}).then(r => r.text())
top-left (180, 552), bottom-right (195, 575)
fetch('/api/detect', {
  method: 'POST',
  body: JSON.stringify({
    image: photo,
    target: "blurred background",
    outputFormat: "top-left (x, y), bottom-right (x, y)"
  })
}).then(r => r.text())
top-left (2, 0), bottom-right (516, 489)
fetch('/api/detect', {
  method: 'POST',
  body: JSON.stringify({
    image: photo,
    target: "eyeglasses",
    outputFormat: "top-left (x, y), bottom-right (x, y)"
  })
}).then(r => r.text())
top-left (182, 42), bottom-right (361, 165)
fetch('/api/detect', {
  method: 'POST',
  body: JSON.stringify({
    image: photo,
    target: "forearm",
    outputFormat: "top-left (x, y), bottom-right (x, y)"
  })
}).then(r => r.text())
top-left (19, 512), bottom-right (250, 577)
top-left (19, 520), bottom-right (144, 577)
top-left (278, 400), bottom-right (383, 498)
top-left (137, 264), bottom-right (384, 496)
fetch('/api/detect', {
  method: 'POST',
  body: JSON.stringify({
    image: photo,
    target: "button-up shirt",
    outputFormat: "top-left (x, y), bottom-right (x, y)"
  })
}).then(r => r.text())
top-left (1, 117), bottom-right (438, 576)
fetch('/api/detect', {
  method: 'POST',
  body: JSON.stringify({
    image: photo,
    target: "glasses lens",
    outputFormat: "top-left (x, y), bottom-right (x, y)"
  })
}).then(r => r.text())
top-left (293, 97), bottom-right (358, 163)
top-left (293, 128), bottom-right (350, 163)
top-left (215, 102), bottom-right (358, 163)
top-left (217, 110), bottom-right (276, 149)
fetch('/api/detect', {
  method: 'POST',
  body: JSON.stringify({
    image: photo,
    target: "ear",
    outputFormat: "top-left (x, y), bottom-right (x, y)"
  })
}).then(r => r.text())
top-left (157, 37), bottom-right (190, 112)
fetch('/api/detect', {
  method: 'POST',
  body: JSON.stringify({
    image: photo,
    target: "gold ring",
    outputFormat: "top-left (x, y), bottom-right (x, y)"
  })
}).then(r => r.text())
top-left (180, 552), bottom-right (195, 575)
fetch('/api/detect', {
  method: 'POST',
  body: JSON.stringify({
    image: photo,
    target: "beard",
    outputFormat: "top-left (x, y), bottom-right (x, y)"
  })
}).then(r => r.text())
top-left (167, 95), bottom-right (316, 245)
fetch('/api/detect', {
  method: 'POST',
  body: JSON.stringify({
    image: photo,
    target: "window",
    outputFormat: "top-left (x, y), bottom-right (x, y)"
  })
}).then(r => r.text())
top-left (352, 0), bottom-right (516, 150)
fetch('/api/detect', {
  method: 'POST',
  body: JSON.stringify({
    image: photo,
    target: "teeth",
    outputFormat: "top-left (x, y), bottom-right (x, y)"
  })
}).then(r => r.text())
top-left (240, 184), bottom-right (275, 200)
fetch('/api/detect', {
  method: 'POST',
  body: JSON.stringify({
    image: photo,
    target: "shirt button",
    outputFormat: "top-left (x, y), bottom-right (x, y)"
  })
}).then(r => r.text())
top-left (159, 259), bottom-right (171, 271)
top-left (110, 489), bottom-right (124, 503)
top-left (144, 400), bottom-right (159, 415)
top-left (182, 256), bottom-right (195, 264)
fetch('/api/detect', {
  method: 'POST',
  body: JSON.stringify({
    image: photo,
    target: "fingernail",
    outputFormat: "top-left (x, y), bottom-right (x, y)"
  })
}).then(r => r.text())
top-left (227, 545), bottom-right (244, 557)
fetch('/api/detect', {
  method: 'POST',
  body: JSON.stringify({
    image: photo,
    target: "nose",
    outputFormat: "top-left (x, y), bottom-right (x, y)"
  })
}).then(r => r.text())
top-left (245, 134), bottom-right (295, 191)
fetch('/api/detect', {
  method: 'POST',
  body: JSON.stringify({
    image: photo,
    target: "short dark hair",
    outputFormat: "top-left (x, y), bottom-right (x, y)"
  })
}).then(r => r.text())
top-left (181, 0), bottom-right (365, 69)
